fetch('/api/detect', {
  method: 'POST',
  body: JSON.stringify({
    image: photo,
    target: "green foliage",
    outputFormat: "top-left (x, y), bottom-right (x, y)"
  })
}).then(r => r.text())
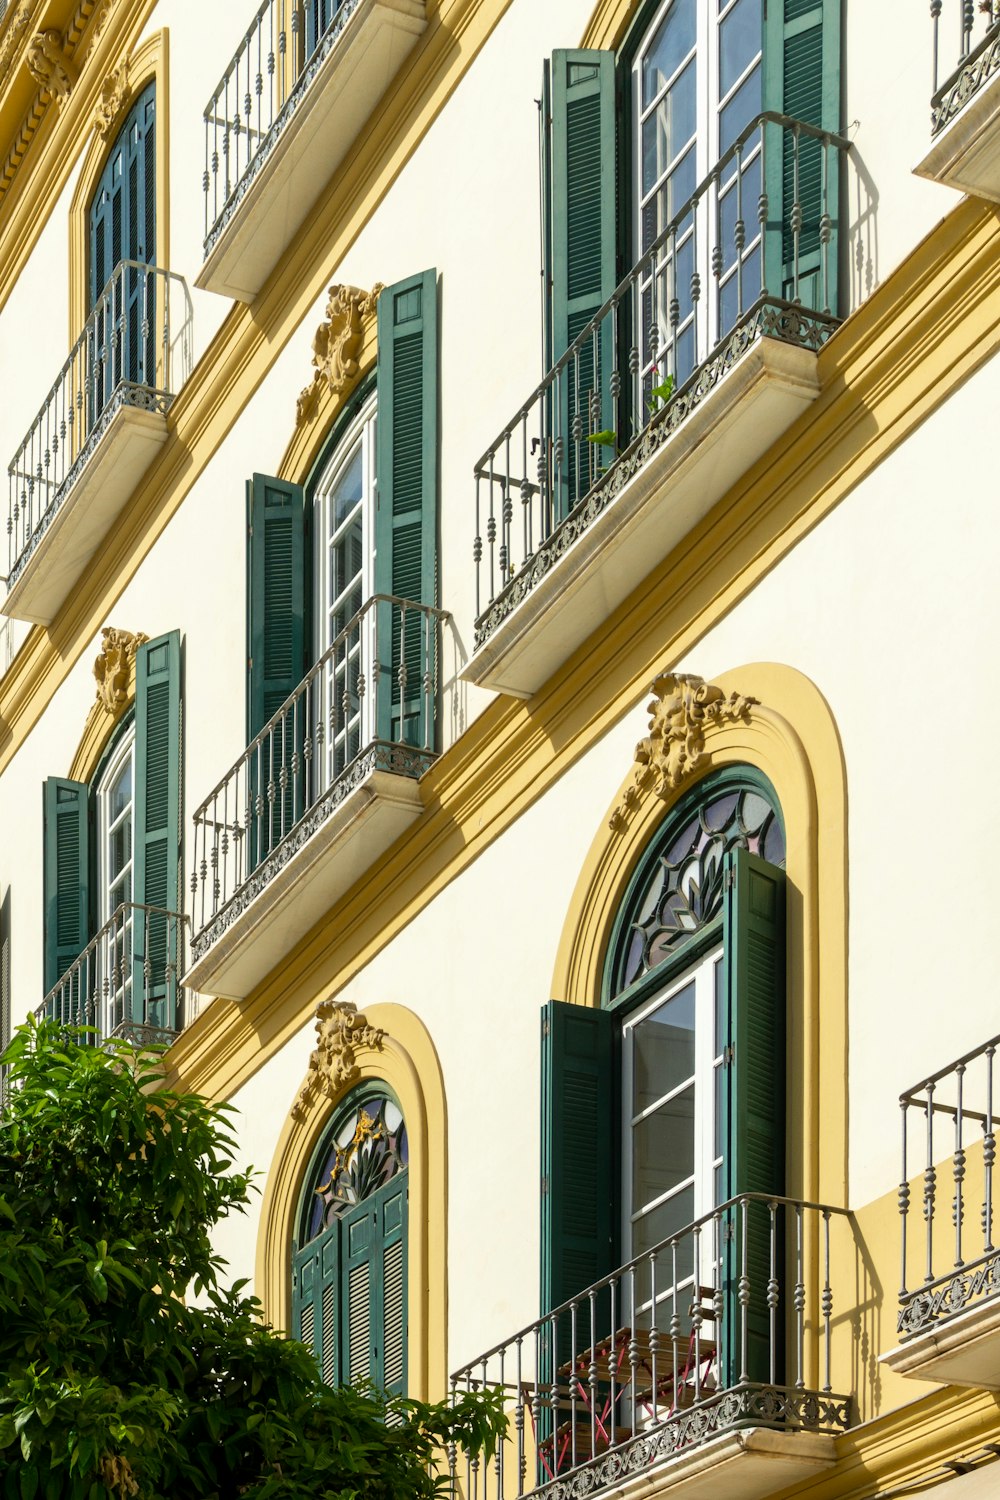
top-left (0, 1020), bottom-right (506, 1499)
top-left (647, 373), bottom-right (674, 415)
top-left (585, 429), bottom-right (617, 450)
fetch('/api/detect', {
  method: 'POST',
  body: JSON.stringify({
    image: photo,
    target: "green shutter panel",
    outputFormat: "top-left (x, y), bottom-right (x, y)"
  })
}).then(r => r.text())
top-left (762, 0), bottom-right (841, 314)
top-left (133, 631), bottom-right (181, 1033)
top-left (378, 1175), bottom-right (408, 1399)
top-left (721, 846), bottom-right (786, 1386)
top-left (42, 778), bottom-right (91, 1007)
top-left (375, 271), bottom-right (438, 753)
top-left (548, 51), bottom-right (617, 516)
top-left (292, 1222), bottom-right (340, 1385)
top-left (540, 1001), bottom-right (615, 1322)
top-left (339, 1173), bottom-right (409, 1395)
top-left (247, 472), bottom-right (307, 741)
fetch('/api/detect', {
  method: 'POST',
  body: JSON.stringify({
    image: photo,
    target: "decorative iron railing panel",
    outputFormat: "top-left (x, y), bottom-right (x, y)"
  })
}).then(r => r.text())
top-left (5, 261), bottom-right (193, 588)
top-left (450, 1195), bottom-right (853, 1500)
top-left (189, 593), bottom-right (445, 959)
top-left (930, 1), bottom-right (1000, 136)
top-left (897, 1034), bottom-right (1000, 1338)
top-left (201, 0), bottom-right (361, 257)
top-left (36, 903), bottom-right (189, 1049)
top-left (471, 113), bottom-right (850, 651)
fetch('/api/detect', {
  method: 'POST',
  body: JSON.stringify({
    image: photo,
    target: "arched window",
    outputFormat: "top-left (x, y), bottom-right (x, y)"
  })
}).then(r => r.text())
top-left (292, 1086), bottom-right (408, 1397)
top-left (87, 82), bottom-right (156, 417)
top-left (542, 768), bottom-right (785, 1383)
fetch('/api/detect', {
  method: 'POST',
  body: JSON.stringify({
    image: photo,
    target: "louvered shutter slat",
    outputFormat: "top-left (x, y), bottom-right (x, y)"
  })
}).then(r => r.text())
top-left (133, 631), bottom-right (181, 1032)
top-left (42, 778), bottom-right (91, 1003)
top-left (721, 847), bottom-right (786, 1388)
top-left (375, 271), bottom-right (438, 750)
top-left (762, 0), bottom-right (840, 313)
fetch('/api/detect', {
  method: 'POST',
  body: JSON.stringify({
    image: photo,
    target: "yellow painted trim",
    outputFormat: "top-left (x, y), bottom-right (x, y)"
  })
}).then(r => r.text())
top-left (254, 1003), bottom-right (447, 1400)
top-left (550, 664), bottom-right (847, 1208)
top-left (67, 29), bottom-right (169, 343)
top-left (277, 302), bottom-right (379, 484)
top-left (0, 0), bottom-right (153, 306)
top-left (580, 0), bottom-right (635, 50)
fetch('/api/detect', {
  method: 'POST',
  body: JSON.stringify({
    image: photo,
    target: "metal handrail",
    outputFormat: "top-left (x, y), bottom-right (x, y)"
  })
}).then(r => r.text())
top-left (473, 111), bottom-right (849, 480)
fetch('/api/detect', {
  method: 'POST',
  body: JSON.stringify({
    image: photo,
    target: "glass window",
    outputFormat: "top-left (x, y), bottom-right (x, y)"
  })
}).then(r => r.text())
top-left (312, 396), bottom-right (377, 786)
top-left (95, 727), bottom-right (136, 1037)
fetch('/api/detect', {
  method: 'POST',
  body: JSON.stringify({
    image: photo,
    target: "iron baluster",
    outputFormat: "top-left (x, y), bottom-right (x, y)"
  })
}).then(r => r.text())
top-left (739, 1198), bottom-right (750, 1384)
top-left (768, 1200), bottom-right (779, 1386)
top-left (899, 1099), bottom-right (910, 1299)
top-left (925, 1080), bottom-right (937, 1285)
top-left (794, 1204), bottom-right (806, 1390)
top-left (954, 1061), bottom-right (966, 1267)
top-left (823, 1208), bottom-right (833, 1394)
top-left (986, 1046), bottom-right (996, 1253)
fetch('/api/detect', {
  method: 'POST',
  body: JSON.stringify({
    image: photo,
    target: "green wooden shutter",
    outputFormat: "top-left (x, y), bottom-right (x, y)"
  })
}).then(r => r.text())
top-left (721, 846), bottom-right (786, 1386)
top-left (133, 631), bottom-right (181, 1032)
top-left (42, 778), bottom-right (91, 1007)
top-left (549, 51), bottom-right (617, 515)
top-left (762, 0), bottom-right (841, 314)
top-left (247, 472), bottom-right (307, 742)
top-left (375, 271), bottom-right (438, 752)
top-left (340, 1173), bottom-right (409, 1395)
top-left (540, 1001), bottom-right (615, 1324)
top-left (292, 1222), bottom-right (340, 1385)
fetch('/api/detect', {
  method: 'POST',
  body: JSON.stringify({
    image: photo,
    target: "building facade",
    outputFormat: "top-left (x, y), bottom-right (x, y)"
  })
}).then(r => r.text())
top-left (1, 0), bottom-right (1000, 1496)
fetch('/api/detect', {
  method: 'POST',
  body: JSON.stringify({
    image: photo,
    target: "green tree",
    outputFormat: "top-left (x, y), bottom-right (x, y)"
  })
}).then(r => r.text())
top-left (0, 1020), bottom-right (504, 1499)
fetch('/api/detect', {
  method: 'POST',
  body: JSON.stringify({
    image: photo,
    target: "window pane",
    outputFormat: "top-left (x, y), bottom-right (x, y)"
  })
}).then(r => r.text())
top-left (719, 242), bottom-right (760, 332)
top-left (110, 761), bottom-right (132, 821)
top-left (642, 60), bottom-right (697, 194)
top-left (633, 981), bottom-right (696, 1110)
top-left (720, 0), bottom-right (762, 99)
top-left (642, 0), bottom-right (696, 108)
top-left (719, 62), bottom-right (761, 156)
top-left (632, 1084), bottom-right (695, 1211)
top-left (333, 444), bottom-right (363, 532)
top-left (633, 1183), bottom-right (695, 1258)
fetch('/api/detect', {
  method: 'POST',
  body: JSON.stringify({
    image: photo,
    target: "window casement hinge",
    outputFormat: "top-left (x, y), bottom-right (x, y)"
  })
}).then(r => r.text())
top-left (723, 866), bottom-right (735, 891)
top-left (541, 1175), bottom-right (550, 1196)
top-left (722, 1044), bottom-right (735, 1068)
top-left (722, 1219), bottom-right (736, 1243)
top-left (542, 1015), bottom-right (550, 1038)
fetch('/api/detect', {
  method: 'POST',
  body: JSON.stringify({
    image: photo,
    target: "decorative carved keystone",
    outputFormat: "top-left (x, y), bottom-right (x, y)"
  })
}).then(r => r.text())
top-left (93, 627), bottom-right (148, 718)
top-left (94, 60), bottom-right (129, 136)
top-left (610, 672), bottom-right (757, 831)
top-left (291, 1001), bottom-right (386, 1123)
top-left (26, 28), bottom-right (77, 97)
top-left (296, 283), bottom-right (384, 423)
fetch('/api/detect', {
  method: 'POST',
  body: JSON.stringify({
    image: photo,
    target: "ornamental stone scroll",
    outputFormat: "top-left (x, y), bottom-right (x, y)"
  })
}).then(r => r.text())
top-left (610, 672), bottom-right (757, 831)
top-left (290, 1001), bottom-right (386, 1123)
top-left (295, 282), bottom-right (384, 424)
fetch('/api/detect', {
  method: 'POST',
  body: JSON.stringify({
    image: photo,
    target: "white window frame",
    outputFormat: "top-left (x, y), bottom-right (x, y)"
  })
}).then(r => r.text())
top-left (312, 394), bottom-right (378, 787)
top-left (632, 0), bottom-right (763, 373)
top-left (621, 942), bottom-right (724, 1311)
top-left (95, 725), bottom-right (135, 1035)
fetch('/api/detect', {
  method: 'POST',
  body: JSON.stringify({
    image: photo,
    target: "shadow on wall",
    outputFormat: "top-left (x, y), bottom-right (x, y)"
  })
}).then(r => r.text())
top-left (845, 142), bottom-right (880, 314)
top-left (442, 614), bottom-right (470, 748)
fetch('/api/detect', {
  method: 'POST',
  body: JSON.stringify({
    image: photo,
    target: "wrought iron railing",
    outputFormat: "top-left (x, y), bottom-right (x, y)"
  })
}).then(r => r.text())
top-left (36, 903), bottom-right (189, 1049)
top-left (201, 0), bottom-right (361, 257)
top-left (6, 260), bottom-right (193, 590)
top-left (450, 1194), bottom-right (853, 1500)
top-left (472, 112), bottom-right (850, 650)
top-left (897, 1034), bottom-right (1000, 1339)
top-left (189, 592), bottom-right (445, 959)
top-left (930, 1), bottom-right (1000, 136)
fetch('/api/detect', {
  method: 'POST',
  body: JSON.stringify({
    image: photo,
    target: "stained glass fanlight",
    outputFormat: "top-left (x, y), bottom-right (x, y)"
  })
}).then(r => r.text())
top-left (610, 772), bottom-right (784, 997)
top-left (302, 1090), bottom-right (408, 1245)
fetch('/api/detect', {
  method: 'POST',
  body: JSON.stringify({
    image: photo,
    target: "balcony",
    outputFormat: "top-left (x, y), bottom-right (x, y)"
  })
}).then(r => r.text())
top-left (916, 2), bottom-right (1000, 199)
top-left (462, 114), bottom-right (850, 700)
top-left (186, 593), bottom-right (445, 1001)
top-left (37, 902), bottom-right (190, 1050)
top-left (198, 0), bottom-right (427, 301)
top-left (883, 1034), bottom-right (1000, 1389)
top-left (4, 262), bottom-right (193, 627)
top-left (452, 1196), bottom-right (853, 1500)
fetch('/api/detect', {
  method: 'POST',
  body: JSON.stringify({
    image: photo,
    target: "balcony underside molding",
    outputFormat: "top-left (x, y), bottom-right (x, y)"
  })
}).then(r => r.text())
top-left (184, 751), bottom-right (429, 1002)
top-left (918, 41), bottom-right (1000, 200)
top-left (3, 392), bottom-right (171, 625)
top-left (464, 321), bottom-right (823, 700)
top-left (882, 1289), bottom-right (1000, 1390)
top-left (534, 1422), bottom-right (839, 1500)
top-left (197, 0), bottom-right (427, 302)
